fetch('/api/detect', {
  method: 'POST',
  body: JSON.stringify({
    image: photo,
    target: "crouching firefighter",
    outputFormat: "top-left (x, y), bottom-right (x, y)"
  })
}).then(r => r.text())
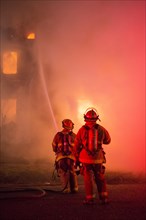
top-left (74, 108), bottom-right (111, 204)
top-left (52, 119), bottom-right (78, 193)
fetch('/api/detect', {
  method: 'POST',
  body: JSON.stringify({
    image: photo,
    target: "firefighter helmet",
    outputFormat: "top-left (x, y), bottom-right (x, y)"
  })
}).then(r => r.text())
top-left (62, 119), bottom-right (74, 130)
top-left (84, 108), bottom-right (100, 122)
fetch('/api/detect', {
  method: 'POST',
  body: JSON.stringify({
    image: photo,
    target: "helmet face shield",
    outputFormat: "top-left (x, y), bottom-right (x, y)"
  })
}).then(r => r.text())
top-left (62, 119), bottom-right (74, 130)
top-left (84, 108), bottom-right (100, 122)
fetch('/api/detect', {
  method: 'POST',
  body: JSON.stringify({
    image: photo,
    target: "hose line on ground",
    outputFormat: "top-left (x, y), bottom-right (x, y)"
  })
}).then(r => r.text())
top-left (0, 166), bottom-right (77, 199)
top-left (0, 180), bottom-right (69, 199)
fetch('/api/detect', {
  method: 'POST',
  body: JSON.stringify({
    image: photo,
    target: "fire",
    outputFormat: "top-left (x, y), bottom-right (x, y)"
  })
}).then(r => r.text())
top-left (27, 32), bottom-right (35, 39)
top-left (2, 51), bottom-right (17, 74)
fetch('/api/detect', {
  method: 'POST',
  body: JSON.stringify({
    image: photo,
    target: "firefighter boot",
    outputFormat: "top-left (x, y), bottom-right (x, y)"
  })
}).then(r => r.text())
top-left (99, 192), bottom-right (109, 205)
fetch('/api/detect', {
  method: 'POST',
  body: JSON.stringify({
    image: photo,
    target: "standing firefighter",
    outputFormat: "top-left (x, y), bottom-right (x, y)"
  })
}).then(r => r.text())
top-left (74, 108), bottom-right (111, 204)
top-left (52, 119), bottom-right (78, 193)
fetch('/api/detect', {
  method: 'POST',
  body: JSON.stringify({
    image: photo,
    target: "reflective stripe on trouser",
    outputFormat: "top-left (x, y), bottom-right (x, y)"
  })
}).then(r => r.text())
top-left (83, 163), bottom-right (108, 200)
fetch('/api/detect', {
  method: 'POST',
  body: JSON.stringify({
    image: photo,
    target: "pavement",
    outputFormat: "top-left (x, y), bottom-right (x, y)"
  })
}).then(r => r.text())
top-left (0, 183), bottom-right (146, 220)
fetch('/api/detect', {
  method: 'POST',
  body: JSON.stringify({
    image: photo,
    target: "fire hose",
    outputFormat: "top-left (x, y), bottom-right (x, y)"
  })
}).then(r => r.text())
top-left (0, 182), bottom-right (69, 200)
top-left (0, 164), bottom-right (82, 200)
top-left (0, 177), bottom-right (69, 200)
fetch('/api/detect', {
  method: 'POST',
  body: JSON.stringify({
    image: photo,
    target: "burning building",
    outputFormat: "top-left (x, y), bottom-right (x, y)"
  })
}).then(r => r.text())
top-left (0, 27), bottom-right (42, 161)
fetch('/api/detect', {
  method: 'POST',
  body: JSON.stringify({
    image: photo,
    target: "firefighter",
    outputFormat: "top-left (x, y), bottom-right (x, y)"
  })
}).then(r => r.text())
top-left (52, 119), bottom-right (78, 193)
top-left (74, 108), bottom-right (111, 204)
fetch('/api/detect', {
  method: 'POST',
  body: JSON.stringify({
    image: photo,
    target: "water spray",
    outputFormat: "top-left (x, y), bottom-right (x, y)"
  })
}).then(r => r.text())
top-left (37, 50), bottom-right (58, 133)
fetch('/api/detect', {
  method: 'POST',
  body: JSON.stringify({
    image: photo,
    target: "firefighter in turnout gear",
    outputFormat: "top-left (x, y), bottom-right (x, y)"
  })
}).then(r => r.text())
top-left (74, 108), bottom-right (111, 204)
top-left (52, 119), bottom-right (78, 193)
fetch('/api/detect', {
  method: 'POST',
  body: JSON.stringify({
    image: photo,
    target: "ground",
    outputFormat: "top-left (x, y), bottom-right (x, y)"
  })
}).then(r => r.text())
top-left (0, 163), bottom-right (145, 219)
top-left (0, 183), bottom-right (146, 220)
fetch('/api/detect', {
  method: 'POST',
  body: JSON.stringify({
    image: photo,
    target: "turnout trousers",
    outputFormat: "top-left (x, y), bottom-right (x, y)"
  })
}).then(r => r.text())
top-left (82, 163), bottom-right (108, 200)
top-left (57, 158), bottom-right (78, 193)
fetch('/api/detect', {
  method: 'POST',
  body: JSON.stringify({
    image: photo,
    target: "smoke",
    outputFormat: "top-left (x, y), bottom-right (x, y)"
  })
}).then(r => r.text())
top-left (1, 1), bottom-right (145, 173)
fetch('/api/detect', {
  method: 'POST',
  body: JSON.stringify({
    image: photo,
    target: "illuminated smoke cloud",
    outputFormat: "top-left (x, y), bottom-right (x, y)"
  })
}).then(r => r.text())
top-left (1, 1), bottom-right (145, 173)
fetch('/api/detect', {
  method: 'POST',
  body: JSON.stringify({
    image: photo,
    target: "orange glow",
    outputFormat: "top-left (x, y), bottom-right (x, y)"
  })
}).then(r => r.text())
top-left (77, 100), bottom-right (103, 124)
top-left (3, 51), bottom-right (17, 74)
top-left (77, 99), bottom-right (93, 123)
top-left (27, 32), bottom-right (35, 39)
top-left (1, 99), bottom-right (16, 124)
top-left (1, 1), bottom-right (144, 174)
